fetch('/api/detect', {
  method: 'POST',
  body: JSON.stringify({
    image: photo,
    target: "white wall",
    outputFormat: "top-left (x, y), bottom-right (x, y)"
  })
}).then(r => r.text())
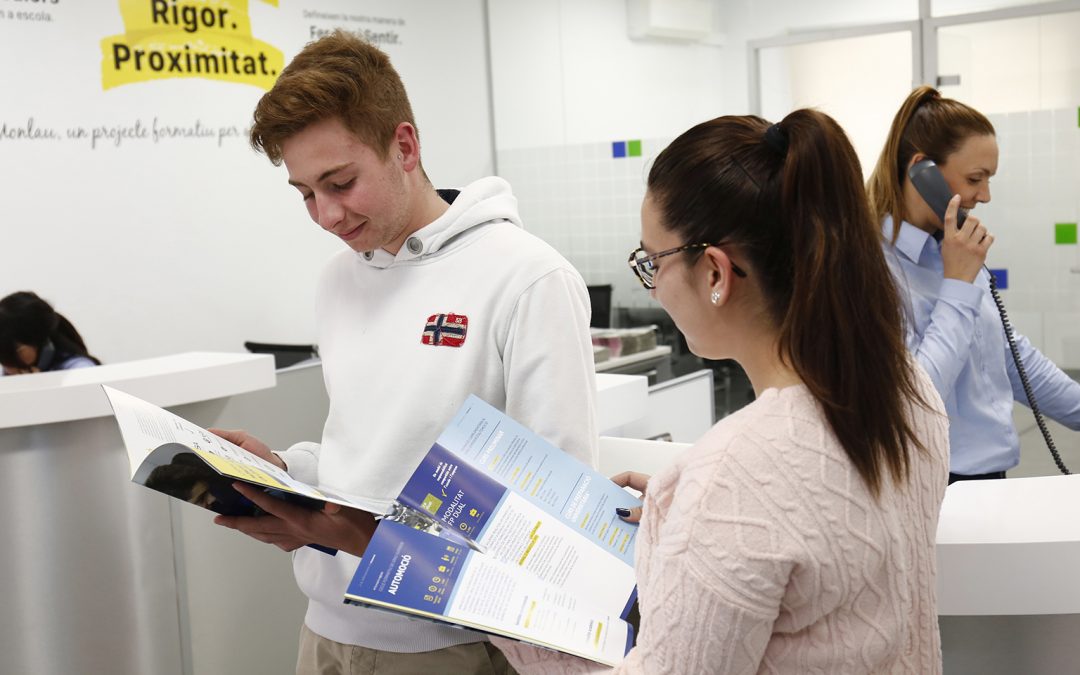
top-left (0, 0), bottom-right (492, 364)
top-left (487, 0), bottom-right (726, 149)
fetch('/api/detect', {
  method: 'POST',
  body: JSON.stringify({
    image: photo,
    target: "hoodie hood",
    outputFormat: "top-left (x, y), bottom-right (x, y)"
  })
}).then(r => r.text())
top-left (357, 176), bottom-right (522, 269)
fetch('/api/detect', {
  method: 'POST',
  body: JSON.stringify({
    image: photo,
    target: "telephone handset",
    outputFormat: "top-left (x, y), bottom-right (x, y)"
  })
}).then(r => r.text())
top-left (906, 159), bottom-right (1070, 474)
top-left (35, 340), bottom-right (56, 372)
top-left (908, 159), bottom-right (968, 228)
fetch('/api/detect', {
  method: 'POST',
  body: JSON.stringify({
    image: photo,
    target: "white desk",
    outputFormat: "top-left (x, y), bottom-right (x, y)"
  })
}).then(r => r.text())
top-left (595, 372), bottom-right (649, 433)
top-left (938, 474), bottom-right (1080, 616)
top-left (0, 351), bottom-right (275, 428)
top-left (0, 352), bottom-right (275, 675)
top-left (937, 474), bottom-right (1080, 674)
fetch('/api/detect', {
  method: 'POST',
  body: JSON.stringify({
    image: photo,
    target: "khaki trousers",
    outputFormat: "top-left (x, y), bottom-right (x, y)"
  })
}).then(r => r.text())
top-left (296, 624), bottom-right (517, 675)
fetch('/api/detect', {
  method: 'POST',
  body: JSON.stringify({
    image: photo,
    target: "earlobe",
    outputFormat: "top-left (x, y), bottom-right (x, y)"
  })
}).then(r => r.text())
top-left (394, 122), bottom-right (421, 172)
top-left (703, 246), bottom-right (735, 307)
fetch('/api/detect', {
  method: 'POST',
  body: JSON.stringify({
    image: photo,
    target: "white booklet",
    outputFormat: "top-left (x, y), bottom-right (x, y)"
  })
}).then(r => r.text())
top-left (104, 384), bottom-right (360, 554)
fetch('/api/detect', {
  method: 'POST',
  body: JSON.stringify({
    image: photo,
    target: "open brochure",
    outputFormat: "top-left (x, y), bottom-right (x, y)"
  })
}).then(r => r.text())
top-left (345, 395), bottom-right (642, 667)
top-left (104, 385), bottom-right (641, 665)
top-left (103, 384), bottom-right (360, 555)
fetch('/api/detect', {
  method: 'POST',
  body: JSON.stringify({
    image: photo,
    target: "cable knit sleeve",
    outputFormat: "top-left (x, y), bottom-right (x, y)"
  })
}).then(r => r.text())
top-left (494, 384), bottom-right (947, 674)
top-left (493, 431), bottom-right (800, 675)
top-left (617, 440), bottom-right (799, 674)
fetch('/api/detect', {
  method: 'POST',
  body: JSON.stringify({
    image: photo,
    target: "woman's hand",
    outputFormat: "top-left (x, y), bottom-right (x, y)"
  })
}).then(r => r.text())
top-left (612, 471), bottom-right (650, 523)
top-left (941, 194), bottom-right (993, 283)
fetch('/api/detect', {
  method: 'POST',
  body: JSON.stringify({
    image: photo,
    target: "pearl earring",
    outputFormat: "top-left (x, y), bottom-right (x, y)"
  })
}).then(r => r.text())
top-left (710, 291), bottom-right (720, 305)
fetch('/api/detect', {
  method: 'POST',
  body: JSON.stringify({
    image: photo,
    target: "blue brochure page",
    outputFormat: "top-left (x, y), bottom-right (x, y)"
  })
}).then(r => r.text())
top-left (346, 520), bottom-right (634, 667)
top-left (394, 442), bottom-right (638, 622)
top-left (430, 395), bottom-right (642, 566)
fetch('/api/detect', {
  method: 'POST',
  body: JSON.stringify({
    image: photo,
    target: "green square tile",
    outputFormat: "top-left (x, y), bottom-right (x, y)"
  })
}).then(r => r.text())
top-left (1055, 222), bottom-right (1078, 245)
top-left (628, 139), bottom-right (642, 157)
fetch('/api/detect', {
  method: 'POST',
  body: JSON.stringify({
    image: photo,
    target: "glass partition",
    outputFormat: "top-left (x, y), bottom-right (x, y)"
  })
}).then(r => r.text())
top-left (759, 30), bottom-right (915, 178)
top-left (937, 10), bottom-right (1080, 112)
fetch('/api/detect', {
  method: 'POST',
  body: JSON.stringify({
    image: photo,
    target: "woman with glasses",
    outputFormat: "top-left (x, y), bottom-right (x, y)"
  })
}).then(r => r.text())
top-left (496, 110), bottom-right (950, 673)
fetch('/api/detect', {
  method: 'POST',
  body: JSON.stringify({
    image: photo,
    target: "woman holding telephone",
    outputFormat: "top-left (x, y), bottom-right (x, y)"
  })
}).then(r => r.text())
top-left (868, 86), bottom-right (1080, 483)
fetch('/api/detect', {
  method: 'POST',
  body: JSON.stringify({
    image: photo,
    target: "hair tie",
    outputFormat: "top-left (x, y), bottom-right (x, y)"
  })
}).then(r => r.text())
top-left (764, 123), bottom-right (789, 156)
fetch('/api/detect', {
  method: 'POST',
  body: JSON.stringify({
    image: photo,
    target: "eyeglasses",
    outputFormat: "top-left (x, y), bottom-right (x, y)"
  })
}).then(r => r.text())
top-left (627, 243), bottom-right (747, 290)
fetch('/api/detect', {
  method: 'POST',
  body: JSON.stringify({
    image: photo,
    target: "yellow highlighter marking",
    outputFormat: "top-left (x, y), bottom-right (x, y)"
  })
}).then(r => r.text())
top-left (518, 535), bottom-right (539, 566)
top-left (196, 451), bottom-right (287, 489)
top-left (518, 520), bottom-right (544, 561)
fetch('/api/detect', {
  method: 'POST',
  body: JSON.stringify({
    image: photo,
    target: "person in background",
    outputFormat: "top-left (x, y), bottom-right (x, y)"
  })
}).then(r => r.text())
top-left (207, 30), bottom-right (598, 675)
top-left (495, 110), bottom-right (950, 674)
top-left (0, 291), bottom-right (100, 375)
top-left (867, 86), bottom-right (1080, 484)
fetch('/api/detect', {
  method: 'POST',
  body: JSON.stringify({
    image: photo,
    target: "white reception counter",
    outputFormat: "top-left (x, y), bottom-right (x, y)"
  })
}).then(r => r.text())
top-left (0, 352), bottom-right (276, 675)
top-left (0, 351), bottom-right (276, 428)
top-left (936, 474), bottom-right (1080, 673)
top-left (938, 474), bottom-right (1080, 616)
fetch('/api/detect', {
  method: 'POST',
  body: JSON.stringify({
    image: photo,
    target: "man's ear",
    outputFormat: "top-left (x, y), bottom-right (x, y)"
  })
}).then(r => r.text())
top-left (392, 122), bottom-right (421, 172)
top-left (702, 246), bottom-right (737, 307)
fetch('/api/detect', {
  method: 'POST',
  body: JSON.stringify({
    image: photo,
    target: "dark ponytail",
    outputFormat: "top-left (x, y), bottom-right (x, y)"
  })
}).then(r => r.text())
top-left (648, 111), bottom-right (932, 497)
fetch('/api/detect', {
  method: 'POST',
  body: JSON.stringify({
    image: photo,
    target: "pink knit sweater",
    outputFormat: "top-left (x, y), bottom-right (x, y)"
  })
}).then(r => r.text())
top-left (496, 369), bottom-right (949, 674)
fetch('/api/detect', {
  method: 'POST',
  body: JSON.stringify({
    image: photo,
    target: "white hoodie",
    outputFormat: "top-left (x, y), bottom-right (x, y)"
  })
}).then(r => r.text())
top-left (280, 176), bottom-right (599, 652)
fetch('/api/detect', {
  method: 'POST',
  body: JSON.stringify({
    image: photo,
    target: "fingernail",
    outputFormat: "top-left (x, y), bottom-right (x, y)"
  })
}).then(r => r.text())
top-left (615, 507), bottom-right (631, 517)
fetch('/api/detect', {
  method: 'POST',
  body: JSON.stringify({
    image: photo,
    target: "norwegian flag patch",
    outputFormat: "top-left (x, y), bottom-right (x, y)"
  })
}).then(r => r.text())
top-left (421, 313), bottom-right (468, 347)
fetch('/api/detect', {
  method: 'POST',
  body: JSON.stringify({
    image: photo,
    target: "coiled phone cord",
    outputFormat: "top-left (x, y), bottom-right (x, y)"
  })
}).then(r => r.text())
top-left (987, 268), bottom-right (1070, 475)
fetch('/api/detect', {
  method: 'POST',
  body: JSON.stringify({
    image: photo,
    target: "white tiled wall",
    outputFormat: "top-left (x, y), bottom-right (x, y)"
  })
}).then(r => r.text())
top-left (980, 107), bottom-right (1080, 366)
top-left (500, 107), bottom-right (1080, 367)
top-left (497, 138), bottom-right (671, 311)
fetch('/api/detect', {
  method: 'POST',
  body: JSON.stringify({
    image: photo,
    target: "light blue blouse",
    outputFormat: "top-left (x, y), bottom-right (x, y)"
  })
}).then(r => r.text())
top-left (883, 217), bottom-right (1080, 475)
top-left (56, 354), bottom-right (97, 370)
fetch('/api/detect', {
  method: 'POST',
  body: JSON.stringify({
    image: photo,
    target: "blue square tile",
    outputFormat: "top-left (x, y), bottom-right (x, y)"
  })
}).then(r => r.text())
top-left (989, 268), bottom-right (1008, 290)
top-left (612, 141), bottom-right (627, 158)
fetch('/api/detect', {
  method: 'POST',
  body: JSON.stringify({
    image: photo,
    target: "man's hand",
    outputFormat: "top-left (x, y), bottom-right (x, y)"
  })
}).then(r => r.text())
top-left (941, 194), bottom-right (993, 284)
top-left (213, 483), bottom-right (378, 557)
top-left (209, 428), bottom-right (286, 471)
top-left (611, 471), bottom-right (650, 524)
